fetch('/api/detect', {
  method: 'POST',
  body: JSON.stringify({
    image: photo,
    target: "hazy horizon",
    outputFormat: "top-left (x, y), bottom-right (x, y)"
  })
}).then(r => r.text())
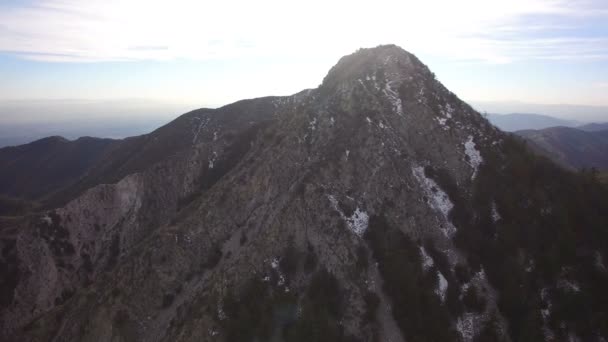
top-left (1, 0), bottom-right (608, 111)
top-left (1, 0), bottom-right (608, 146)
top-left (1, 97), bottom-right (606, 148)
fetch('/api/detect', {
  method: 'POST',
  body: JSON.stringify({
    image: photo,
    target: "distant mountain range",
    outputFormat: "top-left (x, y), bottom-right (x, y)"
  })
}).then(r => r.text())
top-left (0, 136), bottom-right (115, 214)
top-left (578, 122), bottom-right (608, 132)
top-left (0, 99), bottom-right (191, 148)
top-left (515, 126), bottom-right (608, 171)
top-left (2, 45), bottom-right (608, 342)
top-left (485, 113), bottom-right (608, 171)
top-left (486, 113), bottom-right (579, 132)
top-left (471, 101), bottom-right (608, 123)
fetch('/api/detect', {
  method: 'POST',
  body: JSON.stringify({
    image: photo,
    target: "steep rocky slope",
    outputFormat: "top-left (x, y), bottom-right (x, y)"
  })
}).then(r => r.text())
top-left (1, 45), bottom-right (607, 342)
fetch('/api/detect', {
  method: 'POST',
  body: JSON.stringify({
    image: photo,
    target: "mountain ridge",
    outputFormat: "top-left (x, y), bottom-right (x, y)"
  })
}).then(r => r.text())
top-left (515, 126), bottom-right (608, 171)
top-left (1, 45), bottom-right (607, 342)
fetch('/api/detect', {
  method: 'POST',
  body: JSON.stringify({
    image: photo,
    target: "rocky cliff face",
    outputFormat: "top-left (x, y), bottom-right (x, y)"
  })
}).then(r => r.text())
top-left (1, 45), bottom-right (607, 342)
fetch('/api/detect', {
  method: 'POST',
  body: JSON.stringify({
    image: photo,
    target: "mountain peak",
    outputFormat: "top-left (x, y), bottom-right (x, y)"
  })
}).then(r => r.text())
top-left (320, 44), bottom-right (429, 91)
top-left (5, 45), bottom-right (607, 342)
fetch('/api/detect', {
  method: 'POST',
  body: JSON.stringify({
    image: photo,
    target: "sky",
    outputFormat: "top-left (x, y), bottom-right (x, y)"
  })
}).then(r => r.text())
top-left (0, 0), bottom-right (607, 120)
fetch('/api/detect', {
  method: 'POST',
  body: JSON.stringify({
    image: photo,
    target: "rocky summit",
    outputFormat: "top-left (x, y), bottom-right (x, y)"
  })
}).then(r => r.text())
top-left (1, 45), bottom-right (607, 342)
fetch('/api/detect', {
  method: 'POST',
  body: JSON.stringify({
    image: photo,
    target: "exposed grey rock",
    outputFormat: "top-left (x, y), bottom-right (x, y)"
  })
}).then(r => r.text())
top-left (1, 45), bottom-right (605, 342)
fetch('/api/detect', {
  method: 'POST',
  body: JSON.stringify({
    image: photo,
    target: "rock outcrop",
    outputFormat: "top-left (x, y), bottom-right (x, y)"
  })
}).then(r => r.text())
top-left (1, 45), bottom-right (607, 342)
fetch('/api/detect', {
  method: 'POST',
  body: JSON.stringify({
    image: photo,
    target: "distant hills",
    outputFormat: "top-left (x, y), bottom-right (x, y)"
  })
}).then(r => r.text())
top-left (0, 136), bottom-right (115, 213)
top-left (578, 122), bottom-right (608, 132)
top-left (471, 101), bottom-right (608, 123)
top-left (0, 99), bottom-right (191, 148)
top-left (2, 45), bottom-right (608, 342)
top-left (485, 113), bottom-right (608, 171)
top-left (486, 113), bottom-right (579, 132)
top-left (515, 126), bottom-right (608, 171)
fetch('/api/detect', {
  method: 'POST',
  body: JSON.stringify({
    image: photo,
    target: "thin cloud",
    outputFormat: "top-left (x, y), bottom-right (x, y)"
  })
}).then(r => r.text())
top-left (0, 0), bottom-right (607, 63)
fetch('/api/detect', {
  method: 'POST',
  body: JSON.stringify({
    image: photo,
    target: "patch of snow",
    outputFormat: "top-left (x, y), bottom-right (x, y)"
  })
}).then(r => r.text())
top-left (348, 208), bottom-right (369, 236)
top-left (330, 117), bottom-right (335, 126)
top-left (383, 80), bottom-right (404, 116)
top-left (443, 103), bottom-right (454, 118)
top-left (366, 117), bottom-right (372, 124)
top-left (417, 87), bottom-right (425, 103)
top-left (208, 151), bottom-right (218, 169)
top-left (213, 131), bottom-right (218, 141)
top-left (436, 271), bottom-right (449, 302)
top-left (420, 246), bottom-right (434, 270)
top-left (436, 117), bottom-right (450, 130)
top-left (271, 257), bottom-right (286, 287)
top-left (327, 194), bottom-right (369, 237)
top-left (217, 300), bottom-right (227, 321)
top-left (40, 214), bottom-right (52, 225)
top-left (411, 166), bottom-right (457, 237)
top-left (456, 313), bottom-right (476, 342)
top-left (491, 201), bottom-right (501, 222)
top-left (525, 259), bottom-right (534, 273)
top-left (309, 117), bottom-right (317, 130)
top-left (558, 279), bottom-right (581, 293)
top-left (345, 150), bottom-right (350, 160)
top-left (540, 287), bottom-right (555, 340)
top-left (541, 207), bottom-right (552, 216)
top-left (379, 121), bottom-right (386, 129)
top-left (464, 135), bottom-right (483, 179)
top-left (192, 117), bottom-right (209, 144)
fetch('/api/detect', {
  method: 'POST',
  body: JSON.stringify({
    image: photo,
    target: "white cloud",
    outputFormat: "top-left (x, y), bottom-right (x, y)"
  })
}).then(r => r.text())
top-left (0, 0), bottom-right (607, 63)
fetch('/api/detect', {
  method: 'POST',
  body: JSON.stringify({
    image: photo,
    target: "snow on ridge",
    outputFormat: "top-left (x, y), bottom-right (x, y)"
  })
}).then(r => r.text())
top-left (436, 271), bottom-right (448, 302)
top-left (383, 80), bottom-right (404, 116)
top-left (491, 201), bottom-right (501, 222)
top-left (208, 151), bottom-right (218, 169)
top-left (464, 135), bottom-right (483, 179)
top-left (456, 268), bottom-right (491, 342)
top-left (271, 257), bottom-right (286, 287)
top-left (443, 103), bottom-right (454, 118)
top-left (456, 313), bottom-right (476, 342)
top-left (435, 117), bottom-right (450, 130)
top-left (540, 287), bottom-right (556, 341)
top-left (411, 166), bottom-right (456, 237)
top-left (434, 103), bottom-right (454, 130)
top-left (327, 194), bottom-right (369, 237)
top-left (558, 279), bottom-right (581, 293)
top-left (217, 300), bottom-right (227, 321)
top-left (349, 208), bottom-right (370, 236)
top-left (419, 245), bottom-right (449, 303)
top-left (420, 246), bottom-right (434, 270)
top-left (191, 116), bottom-right (210, 144)
top-left (309, 117), bottom-right (317, 131)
